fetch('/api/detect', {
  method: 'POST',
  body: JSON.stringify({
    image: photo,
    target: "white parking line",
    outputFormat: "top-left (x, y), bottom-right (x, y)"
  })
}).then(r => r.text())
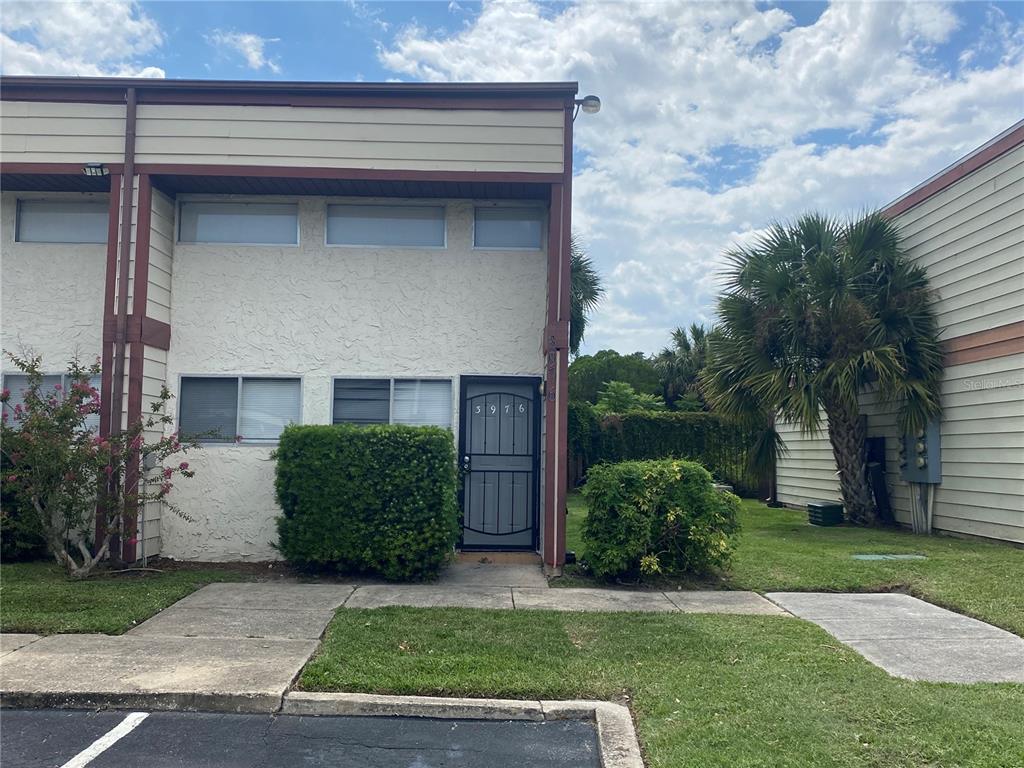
top-left (59, 712), bottom-right (149, 768)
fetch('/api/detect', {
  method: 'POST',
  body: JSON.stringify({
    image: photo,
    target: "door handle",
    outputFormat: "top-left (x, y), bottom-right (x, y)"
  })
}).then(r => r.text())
top-left (462, 454), bottom-right (471, 472)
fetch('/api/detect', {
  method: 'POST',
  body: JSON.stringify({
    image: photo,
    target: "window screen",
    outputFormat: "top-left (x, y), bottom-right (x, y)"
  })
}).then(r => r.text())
top-left (327, 205), bottom-right (445, 247)
top-left (16, 200), bottom-right (108, 244)
top-left (239, 378), bottom-right (301, 442)
top-left (179, 377), bottom-right (239, 442)
top-left (2, 374), bottom-right (101, 432)
top-left (333, 379), bottom-right (390, 425)
top-left (178, 202), bottom-right (298, 244)
top-left (474, 207), bottom-right (543, 249)
top-left (393, 380), bottom-right (452, 428)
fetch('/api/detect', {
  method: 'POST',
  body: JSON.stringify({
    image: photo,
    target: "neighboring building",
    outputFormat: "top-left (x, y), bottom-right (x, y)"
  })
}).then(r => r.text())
top-left (0, 76), bottom-right (579, 571)
top-left (776, 121), bottom-right (1024, 544)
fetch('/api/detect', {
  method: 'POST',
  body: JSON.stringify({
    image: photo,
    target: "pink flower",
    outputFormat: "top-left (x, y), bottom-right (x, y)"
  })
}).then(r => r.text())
top-left (104, 465), bottom-right (114, 476)
top-left (178, 461), bottom-right (189, 470)
top-left (1, 388), bottom-right (9, 400)
top-left (130, 434), bottom-right (143, 450)
top-left (126, 537), bottom-right (138, 546)
top-left (7, 474), bottom-right (17, 482)
top-left (163, 467), bottom-right (173, 479)
top-left (160, 481), bottom-right (172, 495)
top-left (54, 383), bottom-right (62, 392)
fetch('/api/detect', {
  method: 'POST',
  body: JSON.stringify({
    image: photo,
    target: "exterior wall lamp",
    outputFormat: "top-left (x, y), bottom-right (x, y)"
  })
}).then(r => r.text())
top-left (573, 95), bottom-right (601, 120)
top-left (83, 162), bottom-right (109, 177)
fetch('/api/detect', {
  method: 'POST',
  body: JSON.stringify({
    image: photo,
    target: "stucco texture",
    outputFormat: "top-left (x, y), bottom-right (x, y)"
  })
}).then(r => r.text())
top-left (163, 197), bottom-right (548, 561)
top-left (0, 192), bottom-right (107, 374)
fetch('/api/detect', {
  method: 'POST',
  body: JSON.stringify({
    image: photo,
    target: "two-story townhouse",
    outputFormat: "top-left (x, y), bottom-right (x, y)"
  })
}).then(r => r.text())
top-left (0, 76), bottom-right (582, 573)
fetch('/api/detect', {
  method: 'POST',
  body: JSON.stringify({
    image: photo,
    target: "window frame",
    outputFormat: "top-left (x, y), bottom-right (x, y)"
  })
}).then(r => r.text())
top-left (175, 199), bottom-right (301, 247)
top-left (15, 198), bottom-right (110, 244)
top-left (330, 375), bottom-right (454, 430)
top-left (177, 373), bottom-right (303, 445)
top-left (324, 202), bottom-right (448, 250)
top-left (1, 371), bottom-right (102, 432)
top-left (471, 205), bottom-right (547, 252)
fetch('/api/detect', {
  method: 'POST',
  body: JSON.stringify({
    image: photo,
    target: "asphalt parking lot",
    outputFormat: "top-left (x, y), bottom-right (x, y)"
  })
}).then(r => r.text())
top-left (1, 709), bottom-right (600, 767)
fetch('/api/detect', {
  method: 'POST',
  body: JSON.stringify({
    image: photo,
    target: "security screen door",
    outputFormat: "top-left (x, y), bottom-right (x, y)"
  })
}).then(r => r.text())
top-left (460, 377), bottom-right (540, 550)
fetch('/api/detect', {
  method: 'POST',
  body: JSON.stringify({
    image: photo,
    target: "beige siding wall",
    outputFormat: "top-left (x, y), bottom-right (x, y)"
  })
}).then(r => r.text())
top-left (776, 143), bottom-right (1024, 543)
top-left (134, 104), bottom-right (564, 173)
top-left (0, 101), bottom-right (125, 164)
top-left (775, 415), bottom-right (841, 508)
top-left (147, 188), bottom-right (175, 323)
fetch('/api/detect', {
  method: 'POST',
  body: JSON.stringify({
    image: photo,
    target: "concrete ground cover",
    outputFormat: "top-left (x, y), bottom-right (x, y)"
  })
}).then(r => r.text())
top-left (1, 709), bottom-right (601, 768)
top-left (767, 592), bottom-right (1024, 683)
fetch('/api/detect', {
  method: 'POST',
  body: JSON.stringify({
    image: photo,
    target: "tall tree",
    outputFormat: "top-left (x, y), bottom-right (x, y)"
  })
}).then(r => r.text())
top-left (703, 212), bottom-right (943, 525)
top-left (653, 323), bottom-right (708, 410)
top-left (569, 350), bottom-right (661, 404)
top-left (569, 234), bottom-right (604, 356)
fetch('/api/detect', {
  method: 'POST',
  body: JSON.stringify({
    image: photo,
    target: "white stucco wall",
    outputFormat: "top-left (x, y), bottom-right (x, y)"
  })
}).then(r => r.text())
top-left (0, 192), bottom-right (107, 375)
top-left (162, 196), bottom-right (548, 560)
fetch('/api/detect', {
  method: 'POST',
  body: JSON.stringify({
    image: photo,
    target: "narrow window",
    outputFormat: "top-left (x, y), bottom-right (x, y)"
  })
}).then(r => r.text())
top-left (178, 202), bottom-right (299, 245)
top-left (473, 207), bottom-right (543, 249)
top-left (326, 205), bottom-right (445, 247)
top-left (16, 200), bottom-right (108, 244)
top-left (393, 379), bottom-right (452, 428)
top-left (238, 378), bottom-right (301, 442)
top-left (333, 379), bottom-right (390, 425)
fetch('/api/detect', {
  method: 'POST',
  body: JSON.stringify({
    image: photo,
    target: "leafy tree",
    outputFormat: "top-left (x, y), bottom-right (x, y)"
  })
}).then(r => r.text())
top-left (569, 234), bottom-right (605, 356)
top-left (569, 350), bottom-right (661, 404)
top-left (1, 353), bottom-right (198, 578)
top-left (653, 323), bottom-right (709, 410)
top-left (703, 212), bottom-right (943, 525)
top-left (594, 381), bottom-right (666, 415)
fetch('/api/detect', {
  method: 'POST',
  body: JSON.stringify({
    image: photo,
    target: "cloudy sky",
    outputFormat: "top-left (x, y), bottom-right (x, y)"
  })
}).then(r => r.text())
top-left (3, 1), bottom-right (1022, 355)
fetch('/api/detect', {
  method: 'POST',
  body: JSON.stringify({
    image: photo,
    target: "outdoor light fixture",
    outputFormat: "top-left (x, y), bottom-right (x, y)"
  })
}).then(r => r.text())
top-left (82, 163), bottom-right (109, 177)
top-left (573, 94), bottom-right (602, 120)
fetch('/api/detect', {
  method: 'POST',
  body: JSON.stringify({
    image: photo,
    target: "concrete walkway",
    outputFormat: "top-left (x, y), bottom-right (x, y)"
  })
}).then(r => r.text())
top-left (767, 592), bottom-right (1024, 683)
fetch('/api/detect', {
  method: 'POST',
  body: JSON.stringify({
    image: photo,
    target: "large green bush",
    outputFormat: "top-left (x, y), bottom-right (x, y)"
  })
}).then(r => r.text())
top-left (581, 458), bottom-right (741, 580)
top-left (275, 424), bottom-right (459, 581)
top-left (568, 403), bottom-right (765, 495)
top-left (1, 445), bottom-right (47, 562)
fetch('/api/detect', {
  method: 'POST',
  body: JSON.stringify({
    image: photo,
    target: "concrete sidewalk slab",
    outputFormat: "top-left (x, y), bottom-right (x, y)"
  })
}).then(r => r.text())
top-left (129, 606), bottom-right (336, 640)
top-left (0, 634), bottom-right (317, 712)
top-left (171, 582), bottom-right (355, 611)
top-left (345, 585), bottom-right (514, 609)
top-left (767, 592), bottom-right (1024, 683)
top-left (514, 588), bottom-right (677, 612)
top-left (1, 634), bottom-right (41, 657)
top-left (440, 560), bottom-right (549, 588)
top-left (664, 591), bottom-right (787, 615)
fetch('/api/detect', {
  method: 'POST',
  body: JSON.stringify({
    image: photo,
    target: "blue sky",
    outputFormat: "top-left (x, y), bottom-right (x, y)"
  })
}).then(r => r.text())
top-left (3, 1), bottom-right (1023, 355)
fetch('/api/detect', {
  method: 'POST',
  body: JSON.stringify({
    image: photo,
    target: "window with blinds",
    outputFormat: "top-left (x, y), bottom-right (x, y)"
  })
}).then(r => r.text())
top-left (16, 200), bottom-right (109, 244)
top-left (178, 202), bottom-right (299, 244)
top-left (473, 207), bottom-right (544, 249)
top-left (179, 376), bottom-right (300, 443)
top-left (333, 378), bottom-right (452, 429)
top-left (2, 373), bottom-right (102, 432)
top-left (326, 205), bottom-right (445, 247)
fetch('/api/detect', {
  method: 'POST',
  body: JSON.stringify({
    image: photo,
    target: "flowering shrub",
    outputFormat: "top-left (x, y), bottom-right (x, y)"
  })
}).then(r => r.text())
top-left (0, 352), bottom-right (198, 578)
top-left (581, 458), bottom-right (741, 580)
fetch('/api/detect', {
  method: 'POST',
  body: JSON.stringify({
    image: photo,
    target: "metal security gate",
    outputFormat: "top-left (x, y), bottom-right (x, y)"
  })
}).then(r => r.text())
top-left (459, 377), bottom-right (540, 550)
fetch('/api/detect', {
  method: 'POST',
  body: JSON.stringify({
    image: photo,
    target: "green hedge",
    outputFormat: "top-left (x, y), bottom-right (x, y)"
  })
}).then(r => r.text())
top-left (275, 424), bottom-right (459, 581)
top-left (568, 403), bottom-right (764, 495)
top-left (0, 438), bottom-right (47, 562)
top-left (581, 459), bottom-right (741, 580)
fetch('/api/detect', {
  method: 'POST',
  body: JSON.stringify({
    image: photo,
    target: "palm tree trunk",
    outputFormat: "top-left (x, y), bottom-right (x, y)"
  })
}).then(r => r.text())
top-left (823, 398), bottom-right (876, 525)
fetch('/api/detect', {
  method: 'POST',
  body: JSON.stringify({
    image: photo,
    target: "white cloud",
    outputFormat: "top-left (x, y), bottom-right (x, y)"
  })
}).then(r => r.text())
top-left (206, 30), bottom-right (281, 74)
top-left (381, 0), bottom-right (1024, 354)
top-left (1, 0), bottom-right (164, 77)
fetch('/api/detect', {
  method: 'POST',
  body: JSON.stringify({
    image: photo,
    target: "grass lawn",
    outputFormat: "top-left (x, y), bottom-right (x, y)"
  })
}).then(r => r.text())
top-left (565, 493), bottom-right (1024, 634)
top-left (0, 561), bottom-right (249, 634)
top-left (302, 607), bottom-right (1024, 768)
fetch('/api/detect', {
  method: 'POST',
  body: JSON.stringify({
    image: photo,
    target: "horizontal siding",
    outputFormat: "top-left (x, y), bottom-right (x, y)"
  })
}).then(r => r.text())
top-left (146, 189), bottom-right (175, 324)
top-left (893, 145), bottom-right (1024, 340)
top-left (0, 101), bottom-right (125, 164)
top-left (775, 415), bottom-right (840, 506)
top-left (134, 104), bottom-right (564, 174)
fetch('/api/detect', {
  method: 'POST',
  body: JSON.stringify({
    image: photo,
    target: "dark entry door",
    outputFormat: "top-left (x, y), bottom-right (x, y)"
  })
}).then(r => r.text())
top-left (460, 377), bottom-right (539, 550)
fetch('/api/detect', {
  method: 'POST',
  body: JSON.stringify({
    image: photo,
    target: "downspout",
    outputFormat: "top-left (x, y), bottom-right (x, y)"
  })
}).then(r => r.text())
top-left (108, 87), bottom-right (137, 560)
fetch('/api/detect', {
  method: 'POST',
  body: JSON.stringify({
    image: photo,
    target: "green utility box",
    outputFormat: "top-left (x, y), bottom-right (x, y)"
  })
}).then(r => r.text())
top-left (808, 501), bottom-right (844, 527)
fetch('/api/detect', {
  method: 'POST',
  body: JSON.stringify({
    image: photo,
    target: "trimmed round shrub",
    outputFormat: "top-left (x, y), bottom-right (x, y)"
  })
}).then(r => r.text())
top-left (581, 458), bottom-right (740, 580)
top-left (275, 424), bottom-right (459, 581)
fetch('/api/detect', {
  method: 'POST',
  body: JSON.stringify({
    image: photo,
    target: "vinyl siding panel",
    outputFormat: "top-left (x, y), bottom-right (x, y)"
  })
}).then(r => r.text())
top-left (146, 189), bottom-right (175, 324)
top-left (134, 104), bottom-right (565, 174)
top-left (775, 415), bottom-right (840, 507)
top-left (0, 101), bottom-right (126, 164)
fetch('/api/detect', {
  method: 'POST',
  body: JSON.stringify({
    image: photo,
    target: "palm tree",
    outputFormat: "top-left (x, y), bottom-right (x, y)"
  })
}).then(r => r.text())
top-left (653, 323), bottom-right (708, 409)
top-left (703, 212), bottom-right (943, 525)
top-left (569, 234), bottom-right (604, 356)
